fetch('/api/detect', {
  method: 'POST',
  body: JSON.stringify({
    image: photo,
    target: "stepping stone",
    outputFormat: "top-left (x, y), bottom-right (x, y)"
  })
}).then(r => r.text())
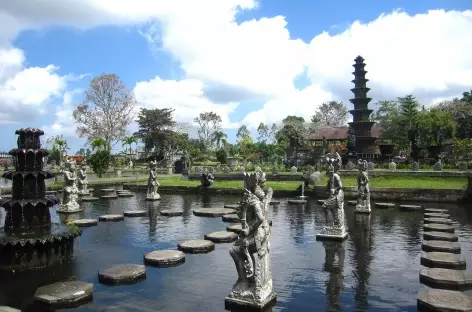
top-left (424, 224), bottom-right (455, 233)
top-left (425, 212), bottom-right (450, 218)
top-left (375, 202), bottom-right (395, 208)
top-left (270, 200), bottom-right (280, 205)
top-left (399, 204), bottom-right (422, 211)
top-left (193, 208), bottom-right (236, 217)
top-left (123, 210), bottom-right (147, 217)
top-left (100, 195), bottom-right (118, 199)
top-left (222, 214), bottom-right (240, 223)
top-left (288, 199), bottom-right (307, 204)
top-left (424, 231), bottom-right (458, 242)
top-left (98, 264), bottom-right (146, 285)
top-left (34, 281), bottom-right (93, 309)
top-left (204, 231), bottom-right (238, 243)
top-left (178, 239), bottom-right (215, 253)
top-left (317, 200), bottom-right (326, 204)
top-left (160, 210), bottom-right (183, 217)
top-left (144, 250), bottom-right (185, 267)
top-left (417, 289), bottom-right (472, 311)
top-left (227, 223), bottom-right (242, 234)
top-left (98, 214), bottom-right (124, 222)
top-left (421, 252), bottom-right (466, 270)
top-left (72, 219), bottom-right (98, 227)
top-left (101, 188), bottom-right (115, 192)
top-left (79, 192), bottom-right (91, 196)
top-left (347, 200), bottom-right (357, 206)
top-left (425, 208), bottom-right (448, 214)
top-left (0, 307), bottom-right (20, 312)
top-left (420, 267), bottom-right (472, 291)
top-left (118, 193), bottom-right (134, 198)
top-left (81, 197), bottom-right (99, 202)
top-left (224, 204), bottom-right (240, 209)
top-left (422, 241), bottom-right (461, 254)
top-left (424, 218), bottom-right (452, 225)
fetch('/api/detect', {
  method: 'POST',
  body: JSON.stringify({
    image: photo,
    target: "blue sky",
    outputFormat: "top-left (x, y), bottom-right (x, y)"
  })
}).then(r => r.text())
top-left (0, 0), bottom-right (471, 154)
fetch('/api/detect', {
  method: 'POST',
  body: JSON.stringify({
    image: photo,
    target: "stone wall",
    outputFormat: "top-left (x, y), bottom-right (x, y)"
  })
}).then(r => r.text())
top-left (187, 173), bottom-right (304, 182)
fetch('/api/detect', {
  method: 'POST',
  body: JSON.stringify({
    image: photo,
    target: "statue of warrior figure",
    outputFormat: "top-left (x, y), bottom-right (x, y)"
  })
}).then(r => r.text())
top-left (228, 167), bottom-right (273, 302)
top-left (60, 159), bottom-right (80, 211)
top-left (146, 160), bottom-right (160, 199)
top-left (356, 159), bottom-right (371, 212)
top-left (77, 161), bottom-right (88, 195)
top-left (322, 153), bottom-right (345, 229)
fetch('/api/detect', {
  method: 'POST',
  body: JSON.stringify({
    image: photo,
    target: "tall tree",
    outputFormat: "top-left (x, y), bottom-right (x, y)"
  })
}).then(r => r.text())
top-left (257, 122), bottom-right (269, 143)
top-left (212, 131), bottom-right (227, 149)
top-left (311, 101), bottom-right (348, 127)
top-left (373, 100), bottom-right (404, 143)
top-left (435, 97), bottom-right (472, 139)
top-left (91, 137), bottom-right (109, 151)
top-left (45, 135), bottom-right (69, 165)
top-left (121, 135), bottom-right (137, 159)
top-left (193, 111), bottom-right (223, 150)
top-left (269, 123), bottom-right (278, 143)
top-left (73, 73), bottom-right (136, 148)
top-left (236, 125), bottom-right (250, 140)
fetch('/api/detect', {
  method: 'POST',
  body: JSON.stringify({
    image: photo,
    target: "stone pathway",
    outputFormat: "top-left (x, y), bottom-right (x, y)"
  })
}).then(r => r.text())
top-left (72, 219), bottom-right (98, 227)
top-left (374, 202), bottom-right (395, 209)
top-left (144, 250), bottom-right (185, 267)
top-left (100, 195), bottom-right (118, 199)
top-left (160, 210), bottom-right (183, 216)
top-left (399, 204), bottom-right (422, 211)
top-left (224, 204), bottom-right (240, 209)
top-left (288, 199), bottom-right (307, 204)
top-left (34, 281), bottom-right (93, 309)
top-left (98, 264), bottom-right (146, 285)
top-left (118, 193), bottom-right (134, 198)
top-left (123, 210), bottom-right (147, 217)
top-left (417, 207), bottom-right (472, 311)
top-left (98, 214), bottom-right (124, 222)
top-left (177, 239), bottom-right (215, 253)
top-left (204, 231), bottom-right (238, 243)
top-left (222, 214), bottom-right (240, 223)
top-left (193, 208), bottom-right (236, 217)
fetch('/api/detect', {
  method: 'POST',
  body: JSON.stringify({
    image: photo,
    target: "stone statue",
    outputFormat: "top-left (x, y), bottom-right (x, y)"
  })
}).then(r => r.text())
top-left (58, 159), bottom-right (81, 213)
top-left (200, 169), bottom-right (214, 188)
top-left (346, 127), bottom-right (356, 155)
top-left (225, 167), bottom-right (276, 310)
top-left (77, 161), bottom-right (89, 195)
top-left (303, 165), bottom-right (321, 188)
top-left (146, 160), bottom-right (160, 200)
top-left (317, 153), bottom-right (347, 240)
top-left (355, 160), bottom-right (371, 213)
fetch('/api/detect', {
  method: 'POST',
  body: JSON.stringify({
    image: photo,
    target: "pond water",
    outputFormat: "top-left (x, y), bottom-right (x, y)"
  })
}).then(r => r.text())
top-left (1, 187), bottom-right (472, 311)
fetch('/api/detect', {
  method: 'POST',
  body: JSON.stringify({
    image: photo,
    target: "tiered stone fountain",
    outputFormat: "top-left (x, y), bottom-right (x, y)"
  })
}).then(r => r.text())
top-left (0, 128), bottom-right (81, 273)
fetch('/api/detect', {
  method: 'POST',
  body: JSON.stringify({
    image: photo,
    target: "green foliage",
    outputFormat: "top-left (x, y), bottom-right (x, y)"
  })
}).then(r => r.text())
top-left (215, 148), bottom-right (228, 164)
top-left (435, 97), bottom-right (472, 139)
top-left (257, 123), bottom-right (269, 143)
top-left (311, 101), bottom-right (348, 127)
top-left (193, 111), bottom-right (223, 150)
top-left (88, 149), bottom-right (111, 178)
top-left (453, 139), bottom-right (472, 160)
top-left (236, 125), bottom-right (250, 140)
top-left (238, 135), bottom-right (254, 159)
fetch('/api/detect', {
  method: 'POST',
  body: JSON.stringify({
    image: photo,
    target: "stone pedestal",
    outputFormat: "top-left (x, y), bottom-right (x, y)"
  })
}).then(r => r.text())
top-left (316, 226), bottom-right (348, 241)
top-left (146, 193), bottom-right (161, 201)
top-left (225, 291), bottom-right (277, 312)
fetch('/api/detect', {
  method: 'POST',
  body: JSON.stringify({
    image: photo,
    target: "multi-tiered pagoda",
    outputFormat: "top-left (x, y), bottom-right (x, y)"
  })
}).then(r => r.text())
top-left (0, 128), bottom-right (80, 273)
top-left (348, 56), bottom-right (377, 157)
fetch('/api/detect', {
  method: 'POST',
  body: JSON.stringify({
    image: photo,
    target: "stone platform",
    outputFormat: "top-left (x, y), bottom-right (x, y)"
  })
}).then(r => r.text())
top-left (72, 219), bottom-right (98, 227)
top-left (224, 204), bottom-right (240, 209)
top-left (225, 291), bottom-right (277, 312)
top-left (98, 214), bottom-right (124, 222)
top-left (144, 250), bottom-right (185, 267)
top-left (375, 202), bottom-right (395, 208)
top-left (399, 204), bottom-right (422, 211)
top-left (425, 212), bottom-right (450, 218)
top-left (425, 208), bottom-right (449, 214)
top-left (417, 289), bottom-right (472, 312)
top-left (424, 218), bottom-right (452, 225)
top-left (420, 267), bottom-right (472, 290)
top-left (100, 195), bottom-right (118, 199)
top-left (347, 200), bottom-right (357, 206)
top-left (98, 264), bottom-right (146, 285)
top-left (422, 240), bottom-right (461, 254)
top-left (178, 239), bottom-right (215, 253)
top-left (34, 281), bottom-right (93, 309)
top-left (222, 214), bottom-right (240, 223)
top-left (160, 210), bottom-right (183, 216)
top-left (193, 208), bottom-right (236, 217)
top-left (423, 224), bottom-right (455, 233)
top-left (81, 197), bottom-right (99, 202)
top-left (421, 252), bottom-right (466, 270)
top-left (288, 199), bottom-right (307, 204)
top-left (423, 231), bottom-right (458, 242)
top-left (123, 210), bottom-right (147, 217)
top-left (204, 231), bottom-right (238, 243)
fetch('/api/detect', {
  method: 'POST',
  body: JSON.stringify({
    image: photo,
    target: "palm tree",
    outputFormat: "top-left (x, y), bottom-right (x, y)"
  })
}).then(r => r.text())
top-left (91, 137), bottom-right (109, 151)
top-left (212, 131), bottom-right (227, 149)
top-left (121, 135), bottom-right (138, 159)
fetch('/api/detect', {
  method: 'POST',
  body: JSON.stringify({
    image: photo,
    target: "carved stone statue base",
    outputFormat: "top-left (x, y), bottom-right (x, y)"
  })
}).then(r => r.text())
top-left (225, 291), bottom-right (277, 312)
top-left (78, 191), bottom-right (90, 196)
top-left (57, 203), bottom-right (83, 214)
top-left (355, 204), bottom-right (371, 214)
top-left (145, 193), bottom-right (161, 201)
top-left (316, 225), bottom-right (348, 241)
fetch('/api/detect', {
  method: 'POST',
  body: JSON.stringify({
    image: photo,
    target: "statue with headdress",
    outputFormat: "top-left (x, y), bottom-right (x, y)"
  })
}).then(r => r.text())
top-left (200, 168), bottom-right (214, 188)
top-left (355, 159), bottom-right (371, 213)
top-left (346, 127), bottom-right (356, 155)
top-left (77, 160), bottom-right (89, 195)
top-left (226, 166), bottom-right (276, 309)
top-left (146, 160), bottom-right (160, 200)
top-left (58, 158), bottom-right (81, 213)
top-left (317, 153), bottom-right (347, 240)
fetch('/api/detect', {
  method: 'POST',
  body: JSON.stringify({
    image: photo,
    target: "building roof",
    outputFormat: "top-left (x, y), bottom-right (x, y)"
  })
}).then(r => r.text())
top-left (307, 124), bottom-right (382, 141)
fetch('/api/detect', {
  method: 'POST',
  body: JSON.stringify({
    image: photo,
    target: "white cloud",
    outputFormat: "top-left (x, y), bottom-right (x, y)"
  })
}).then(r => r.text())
top-left (42, 88), bottom-right (83, 138)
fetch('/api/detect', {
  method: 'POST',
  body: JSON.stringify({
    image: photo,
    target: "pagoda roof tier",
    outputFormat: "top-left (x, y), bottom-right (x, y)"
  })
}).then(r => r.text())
top-left (9, 148), bottom-right (49, 156)
top-left (351, 78), bottom-right (369, 84)
top-left (354, 136), bottom-right (378, 142)
top-left (306, 124), bottom-right (381, 141)
top-left (348, 121), bottom-right (376, 127)
top-left (349, 98), bottom-right (372, 105)
top-left (350, 87), bottom-right (370, 93)
top-left (349, 109), bottom-right (374, 115)
top-left (15, 128), bottom-right (44, 135)
top-left (0, 196), bottom-right (58, 210)
top-left (2, 170), bottom-right (54, 180)
top-left (352, 70), bottom-right (367, 75)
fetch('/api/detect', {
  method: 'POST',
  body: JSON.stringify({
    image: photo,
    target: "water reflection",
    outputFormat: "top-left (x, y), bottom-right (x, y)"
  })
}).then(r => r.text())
top-left (322, 241), bottom-right (345, 312)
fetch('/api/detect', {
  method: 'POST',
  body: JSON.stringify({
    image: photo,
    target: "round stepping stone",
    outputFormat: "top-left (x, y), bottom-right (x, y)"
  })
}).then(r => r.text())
top-left (227, 223), bottom-right (242, 234)
top-left (224, 204), bottom-right (240, 209)
top-left (424, 224), bottom-right (455, 233)
top-left (420, 267), bottom-right (472, 291)
top-left (421, 252), bottom-right (466, 270)
top-left (270, 200), bottom-right (280, 205)
top-left (144, 250), bottom-right (185, 267)
top-left (418, 289), bottom-right (472, 311)
top-left (34, 281), bottom-right (93, 309)
top-left (424, 218), bottom-right (452, 225)
top-left (193, 208), bottom-right (236, 217)
top-left (98, 214), bottom-right (124, 222)
top-left (72, 219), bottom-right (98, 227)
top-left (424, 231), bottom-right (458, 242)
top-left (425, 208), bottom-right (448, 214)
top-left (288, 199), bottom-right (307, 204)
top-left (98, 264), bottom-right (146, 285)
top-left (422, 240), bottom-right (461, 254)
top-left (101, 188), bottom-right (115, 192)
top-left (79, 192), bottom-right (91, 196)
top-left (375, 202), bottom-right (395, 208)
top-left (0, 306), bottom-right (21, 312)
top-left (123, 210), bottom-right (147, 217)
top-left (204, 231), bottom-right (238, 243)
top-left (81, 197), bottom-right (99, 202)
top-left (425, 212), bottom-right (449, 218)
top-left (178, 239), bottom-right (215, 253)
top-left (160, 210), bottom-right (183, 217)
top-left (347, 200), bottom-right (357, 206)
top-left (100, 195), bottom-right (118, 199)
top-left (222, 214), bottom-right (240, 223)
top-left (118, 193), bottom-right (134, 198)
top-left (399, 204), bottom-right (422, 211)
top-left (317, 200), bottom-right (326, 204)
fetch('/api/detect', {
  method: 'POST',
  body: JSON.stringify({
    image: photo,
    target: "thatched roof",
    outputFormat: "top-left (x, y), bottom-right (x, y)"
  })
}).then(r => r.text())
top-left (307, 124), bottom-right (382, 141)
